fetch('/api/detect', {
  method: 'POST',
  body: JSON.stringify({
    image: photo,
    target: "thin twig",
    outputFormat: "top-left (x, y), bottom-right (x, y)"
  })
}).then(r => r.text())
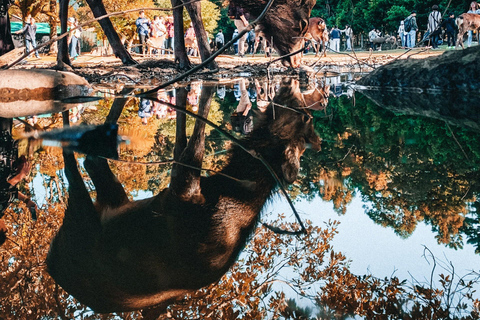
top-left (101, 156), bottom-right (246, 183)
top-left (446, 123), bottom-right (470, 162)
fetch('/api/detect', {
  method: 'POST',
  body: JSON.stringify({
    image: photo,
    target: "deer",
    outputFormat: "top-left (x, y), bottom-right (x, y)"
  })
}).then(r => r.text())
top-left (455, 13), bottom-right (480, 49)
top-left (46, 78), bottom-right (322, 313)
top-left (304, 17), bottom-right (329, 57)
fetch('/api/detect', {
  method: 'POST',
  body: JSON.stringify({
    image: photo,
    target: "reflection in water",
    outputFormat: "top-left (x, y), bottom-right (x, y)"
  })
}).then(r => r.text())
top-left (0, 118), bottom-right (37, 246)
top-left (46, 79), bottom-right (321, 313)
top-left (0, 69), bottom-right (92, 118)
top-left (2, 76), bottom-right (480, 319)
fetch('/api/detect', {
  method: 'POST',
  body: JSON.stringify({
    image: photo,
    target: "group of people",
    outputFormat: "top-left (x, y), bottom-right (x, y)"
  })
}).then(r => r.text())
top-left (396, 3), bottom-right (477, 50)
top-left (135, 10), bottom-right (174, 56)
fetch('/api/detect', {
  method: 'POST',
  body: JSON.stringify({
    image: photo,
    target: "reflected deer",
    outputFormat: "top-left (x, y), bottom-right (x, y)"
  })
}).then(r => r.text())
top-left (46, 79), bottom-right (322, 313)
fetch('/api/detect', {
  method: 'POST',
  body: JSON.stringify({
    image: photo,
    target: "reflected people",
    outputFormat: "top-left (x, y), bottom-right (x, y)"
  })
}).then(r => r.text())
top-left (231, 78), bottom-right (253, 135)
top-left (0, 118), bottom-right (37, 247)
top-left (46, 78), bottom-right (322, 313)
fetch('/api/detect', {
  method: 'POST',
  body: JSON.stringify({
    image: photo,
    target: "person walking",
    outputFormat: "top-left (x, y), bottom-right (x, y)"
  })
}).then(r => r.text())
top-left (341, 25), bottom-right (353, 50)
top-left (16, 15), bottom-right (39, 58)
top-left (136, 10), bottom-right (150, 55)
top-left (427, 5), bottom-right (442, 49)
top-left (0, 0), bottom-right (15, 56)
top-left (398, 21), bottom-right (405, 48)
top-left (228, 4), bottom-right (249, 57)
top-left (330, 25), bottom-right (341, 52)
top-left (405, 10), bottom-right (418, 48)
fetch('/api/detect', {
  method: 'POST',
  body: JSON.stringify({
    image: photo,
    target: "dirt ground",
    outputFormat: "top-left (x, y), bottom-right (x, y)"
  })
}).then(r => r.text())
top-left (11, 48), bottom-right (446, 85)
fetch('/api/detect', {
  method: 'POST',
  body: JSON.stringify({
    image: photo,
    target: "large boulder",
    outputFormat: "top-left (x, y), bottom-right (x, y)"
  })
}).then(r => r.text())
top-left (358, 46), bottom-right (480, 90)
top-left (0, 69), bottom-right (91, 117)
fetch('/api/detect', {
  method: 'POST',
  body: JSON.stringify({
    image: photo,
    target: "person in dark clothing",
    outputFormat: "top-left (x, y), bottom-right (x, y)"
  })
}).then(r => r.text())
top-left (16, 15), bottom-right (39, 58)
top-left (247, 29), bottom-right (255, 54)
top-left (0, 118), bottom-right (37, 247)
top-left (0, 0), bottom-right (15, 56)
top-left (443, 12), bottom-right (457, 48)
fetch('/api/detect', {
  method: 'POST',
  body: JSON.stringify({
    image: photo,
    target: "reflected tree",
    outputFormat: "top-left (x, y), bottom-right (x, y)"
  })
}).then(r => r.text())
top-left (296, 93), bottom-right (480, 251)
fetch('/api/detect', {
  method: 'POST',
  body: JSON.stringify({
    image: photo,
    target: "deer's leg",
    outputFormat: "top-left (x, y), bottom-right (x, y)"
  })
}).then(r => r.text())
top-left (170, 86), bottom-right (215, 203)
top-left (83, 156), bottom-right (129, 211)
top-left (456, 29), bottom-right (465, 49)
top-left (83, 96), bottom-right (132, 211)
top-left (61, 112), bottom-right (99, 225)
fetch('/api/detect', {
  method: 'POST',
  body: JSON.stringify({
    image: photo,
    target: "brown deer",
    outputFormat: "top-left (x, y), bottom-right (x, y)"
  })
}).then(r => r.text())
top-left (304, 17), bottom-right (329, 57)
top-left (456, 13), bottom-right (480, 49)
top-left (46, 78), bottom-right (322, 313)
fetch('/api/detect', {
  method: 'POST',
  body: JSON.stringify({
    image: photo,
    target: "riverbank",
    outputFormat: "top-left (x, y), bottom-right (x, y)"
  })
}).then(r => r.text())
top-left (5, 47), bottom-right (449, 85)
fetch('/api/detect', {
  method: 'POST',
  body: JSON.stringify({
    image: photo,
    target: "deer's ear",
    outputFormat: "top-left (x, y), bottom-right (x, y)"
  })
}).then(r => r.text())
top-left (281, 145), bottom-right (301, 184)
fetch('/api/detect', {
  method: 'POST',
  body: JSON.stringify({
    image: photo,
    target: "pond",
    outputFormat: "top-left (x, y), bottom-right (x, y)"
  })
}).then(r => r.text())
top-left (1, 71), bottom-right (480, 319)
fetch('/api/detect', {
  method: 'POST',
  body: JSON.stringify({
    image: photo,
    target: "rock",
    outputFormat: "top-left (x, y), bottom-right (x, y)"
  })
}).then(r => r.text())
top-left (0, 69), bottom-right (92, 117)
top-left (358, 46), bottom-right (480, 90)
top-left (0, 48), bottom-right (25, 68)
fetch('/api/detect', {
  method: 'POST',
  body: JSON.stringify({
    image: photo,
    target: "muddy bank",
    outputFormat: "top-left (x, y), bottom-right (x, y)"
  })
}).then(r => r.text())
top-left (5, 49), bottom-right (441, 87)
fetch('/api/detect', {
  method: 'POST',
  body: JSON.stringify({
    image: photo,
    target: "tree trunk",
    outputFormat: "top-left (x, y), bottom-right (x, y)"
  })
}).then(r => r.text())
top-left (184, 0), bottom-right (217, 70)
top-left (56, 0), bottom-right (70, 68)
top-left (49, 0), bottom-right (58, 54)
top-left (171, 0), bottom-right (191, 70)
top-left (85, 0), bottom-right (137, 66)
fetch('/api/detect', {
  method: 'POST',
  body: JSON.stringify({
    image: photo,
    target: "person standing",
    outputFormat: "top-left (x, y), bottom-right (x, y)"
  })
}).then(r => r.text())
top-left (330, 26), bottom-right (341, 52)
top-left (369, 27), bottom-right (378, 50)
top-left (428, 5), bottom-right (442, 49)
top-left (444, 12), bottom-right (457, 48)
top-left (165, 15), bottom-right (174, 55)
top-left (74, 18), bottom-right (82, 58)
top-left (184, 23), bottom-right (197, 56)
top-left (246, 29), bottom-right (255, 54)
top-left (136, 10), bottom-right (150, 55)
top-left (151, 16), bottom-right (166, 55)
top-left (398, 20), bottom-right (405, 48)
top-left (0, 0), bottom-right (14, 56)
top-left (467, 2), bottom-right (479, 47)
top-left (215, 29), bottom-right (224, 51)
top-left (16, 15), bottom-right (39, 58)
top-left (232, 29), bottom-right (239, 54)
top-left (228, 4), bottom-right (249, 57)
top-left (405, 10), bottom-right (418, 48)
top-left (67, 17), bottom-right (80, 59)
top-left (341, 25), bottom-right (353, 50)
